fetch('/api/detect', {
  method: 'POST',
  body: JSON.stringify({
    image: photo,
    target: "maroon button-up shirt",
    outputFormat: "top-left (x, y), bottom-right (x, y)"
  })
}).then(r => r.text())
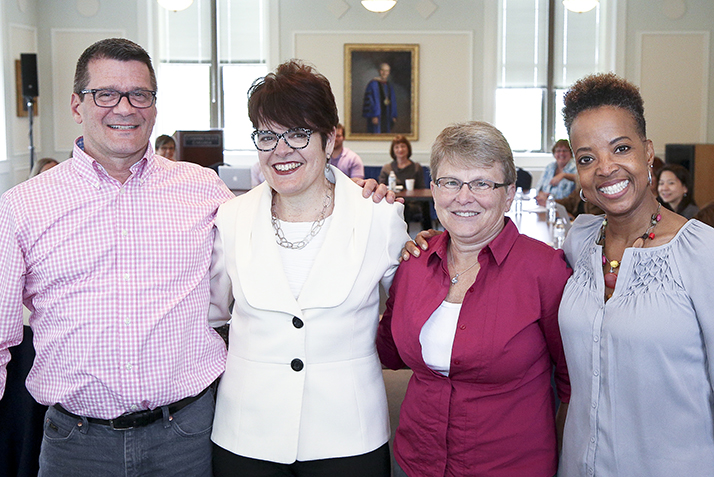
top-left (378, 218), bottom-right (571, 477)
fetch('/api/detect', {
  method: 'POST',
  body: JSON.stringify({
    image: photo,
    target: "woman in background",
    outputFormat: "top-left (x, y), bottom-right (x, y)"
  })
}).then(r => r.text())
top-left (378, 121), bottom-right (571, 477)
top-left (535, 139), bottom-right (577, 205)
top-left (154, 134), bottom-right (176, 160)
top-left (379, 135), bottom-right (431, 230)
top-left (657, 163), bottom-right (698, 218)
top-left (558, 72), bottom-right (714, 476)
top-left (209, 60), bottom-right (408, 477)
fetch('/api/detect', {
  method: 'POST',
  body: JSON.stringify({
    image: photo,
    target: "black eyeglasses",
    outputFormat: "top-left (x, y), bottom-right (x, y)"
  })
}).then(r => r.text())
top-left (251, 128), bottom-right (313, 152)
top-left (434, 177), bottom-right (511, 194)
top-left (80, 89), bottom-right (157, 109)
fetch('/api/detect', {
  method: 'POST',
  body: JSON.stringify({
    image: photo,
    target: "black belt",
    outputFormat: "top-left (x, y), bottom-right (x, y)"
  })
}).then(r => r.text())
top-left (53, 386), bottom-right (210, 430)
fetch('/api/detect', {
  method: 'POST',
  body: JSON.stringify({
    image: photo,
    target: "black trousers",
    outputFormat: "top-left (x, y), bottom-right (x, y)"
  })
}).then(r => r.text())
top-left (213, 442), bottom-right (390, 477)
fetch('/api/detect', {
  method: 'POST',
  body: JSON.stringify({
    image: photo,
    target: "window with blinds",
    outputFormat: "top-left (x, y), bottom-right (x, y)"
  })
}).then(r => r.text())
top-left (155, 0), bottom-right (268, 151)
top-left (496, 0), bottom-right (603, 152)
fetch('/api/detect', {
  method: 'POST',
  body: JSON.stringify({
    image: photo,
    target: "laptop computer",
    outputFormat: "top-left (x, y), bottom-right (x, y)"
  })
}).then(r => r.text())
top-left (218, 165), bottom-right (252, 191)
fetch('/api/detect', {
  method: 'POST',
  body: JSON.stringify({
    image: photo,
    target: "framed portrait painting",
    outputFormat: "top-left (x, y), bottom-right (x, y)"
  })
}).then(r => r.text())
top-left (344, 44), bottom-right (419, 141)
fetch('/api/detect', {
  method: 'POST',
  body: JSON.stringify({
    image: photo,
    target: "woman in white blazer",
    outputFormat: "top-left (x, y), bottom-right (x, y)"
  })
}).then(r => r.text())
top-left (208, 60), bottom-right (409, 477)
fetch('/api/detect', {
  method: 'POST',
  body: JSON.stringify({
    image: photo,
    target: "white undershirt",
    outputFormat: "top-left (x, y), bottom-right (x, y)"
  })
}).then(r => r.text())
top-left (419, 300), bottom-right (462, 376)
top-left (276, 215), bottom-right (333, 299)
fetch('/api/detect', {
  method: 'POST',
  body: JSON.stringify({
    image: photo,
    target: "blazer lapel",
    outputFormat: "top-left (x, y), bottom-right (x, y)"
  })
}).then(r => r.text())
top-left (298, 169), bottom-right (372, 309)
top-left (235, 184), bottom-right (302, 317)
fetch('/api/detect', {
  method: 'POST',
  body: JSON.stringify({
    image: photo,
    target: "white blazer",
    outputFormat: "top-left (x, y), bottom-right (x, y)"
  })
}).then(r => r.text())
top-left (209, 167), bottom-right (409, 464)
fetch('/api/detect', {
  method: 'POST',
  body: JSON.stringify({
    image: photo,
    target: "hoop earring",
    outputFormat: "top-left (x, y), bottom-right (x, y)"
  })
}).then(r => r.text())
top-left (579, 189), bottom-right (588, 202)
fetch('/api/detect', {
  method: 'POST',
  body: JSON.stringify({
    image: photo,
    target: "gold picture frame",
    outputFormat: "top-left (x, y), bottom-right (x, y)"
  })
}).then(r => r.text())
top-left (344, 44), bottom-right (418, 141)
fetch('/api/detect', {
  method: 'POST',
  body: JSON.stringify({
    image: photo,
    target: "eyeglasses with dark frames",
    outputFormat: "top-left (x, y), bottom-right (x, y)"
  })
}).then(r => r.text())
top-left (251, 128), bottom-right (313, 152)
top-left (80, 89), bottom-right (157, 109)
top-left (434, 177), bottom-right (511, 194)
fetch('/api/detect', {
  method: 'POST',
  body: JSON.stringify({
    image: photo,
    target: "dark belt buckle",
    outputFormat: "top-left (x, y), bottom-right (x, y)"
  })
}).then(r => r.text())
top-left (110, 416), bottom-right (135, 430)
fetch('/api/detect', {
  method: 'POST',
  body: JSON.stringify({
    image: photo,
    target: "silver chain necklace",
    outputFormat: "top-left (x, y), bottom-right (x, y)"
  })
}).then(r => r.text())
top-left (271, 184), bottom-right (333, 250)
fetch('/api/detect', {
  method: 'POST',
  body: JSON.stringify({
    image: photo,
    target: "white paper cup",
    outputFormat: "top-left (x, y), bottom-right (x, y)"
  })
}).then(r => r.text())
top-left (405, 179), bottom-right (415, 191)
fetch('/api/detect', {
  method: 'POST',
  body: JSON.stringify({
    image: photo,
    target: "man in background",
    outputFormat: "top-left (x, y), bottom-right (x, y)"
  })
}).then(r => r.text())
top-left (362, 62), bottom-right (397, 134)
top-left (329, 123), bottom-right (364, 180)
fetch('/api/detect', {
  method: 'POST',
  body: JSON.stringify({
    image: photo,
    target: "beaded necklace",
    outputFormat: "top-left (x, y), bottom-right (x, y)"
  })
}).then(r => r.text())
top-left (597, 202), bottom-right (662, 294)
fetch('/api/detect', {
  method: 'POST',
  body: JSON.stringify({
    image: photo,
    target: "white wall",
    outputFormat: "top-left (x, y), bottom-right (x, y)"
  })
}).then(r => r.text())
top-left (2, 0), bottom-right (714, 193)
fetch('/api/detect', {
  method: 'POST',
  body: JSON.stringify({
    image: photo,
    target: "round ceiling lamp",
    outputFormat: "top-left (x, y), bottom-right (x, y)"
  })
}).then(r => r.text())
top-left (563, 0), bottom-right (598, 13)
top-left (157, 0), bottom-right (193, 12)
top-left (361, 0), bottom-right (397, 13)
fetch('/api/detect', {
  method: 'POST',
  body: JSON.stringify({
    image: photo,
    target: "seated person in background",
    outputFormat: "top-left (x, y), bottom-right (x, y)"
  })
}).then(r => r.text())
top-left (378, 135), bottom-right (431, 230)
top-left (535, 139), bottom-right (577, 205)
top-left (154, 134), bottom-right (176, 160)
top-left (29, 157), bottom-right (58, 178)
top-left (250, 160), bottom-right (265, 187)
top-left (330, 123), bottom-right (365, 180)
top-left (657, 164), bottom-right (699, 219)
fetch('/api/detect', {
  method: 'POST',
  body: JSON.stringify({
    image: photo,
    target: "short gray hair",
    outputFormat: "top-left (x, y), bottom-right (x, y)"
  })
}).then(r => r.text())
top-left (430, 121), bottom-right (515, 185)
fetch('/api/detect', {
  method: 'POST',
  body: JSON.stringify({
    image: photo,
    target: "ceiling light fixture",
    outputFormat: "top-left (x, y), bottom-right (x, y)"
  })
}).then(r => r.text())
top-left (563, 0), bottom-right (598, 13)
top-left (157, 0), bottom-right (194, 12)
top-left (361, 0), bottom-right (397, 13)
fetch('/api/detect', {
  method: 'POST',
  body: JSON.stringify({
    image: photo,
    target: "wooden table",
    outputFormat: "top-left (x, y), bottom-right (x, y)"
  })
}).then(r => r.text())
top-left (395, 189), bottom-right (433, 201)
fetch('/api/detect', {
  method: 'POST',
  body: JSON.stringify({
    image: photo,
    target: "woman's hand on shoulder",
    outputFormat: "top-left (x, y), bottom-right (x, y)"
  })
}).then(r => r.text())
top-left (400, 229), bottom-right (441, 262)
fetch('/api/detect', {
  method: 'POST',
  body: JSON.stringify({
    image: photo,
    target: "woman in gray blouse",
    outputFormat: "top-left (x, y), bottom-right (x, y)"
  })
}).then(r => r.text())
top-left (557, 73), bottom-right (714, 476)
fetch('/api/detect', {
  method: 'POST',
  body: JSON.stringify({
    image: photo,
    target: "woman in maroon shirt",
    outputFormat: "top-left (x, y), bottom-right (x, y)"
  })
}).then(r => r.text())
top-left (377, 121), bottom-right (571, 477)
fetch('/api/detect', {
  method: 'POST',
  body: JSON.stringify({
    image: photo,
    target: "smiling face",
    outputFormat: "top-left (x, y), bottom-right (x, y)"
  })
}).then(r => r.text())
top-left (553, 144), bottom-right (572, 169)
top-left (569, 106), bottom-right (654, 218)
top-left (157, 142), bottom-right (175, 160)
top-left (258, 122), bottom-right (335, 199)
top-left (71, 58), bottom-right (156, 170)
top-left (658, 170), bottom-right (687, 210)
top-left (393, 142), bottom-right (409, 162)
top-left (431, 161), bottom-right (515, 247)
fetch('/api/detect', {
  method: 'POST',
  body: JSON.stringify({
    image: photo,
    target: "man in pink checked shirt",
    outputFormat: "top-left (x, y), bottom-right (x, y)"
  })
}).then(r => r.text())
top-left (0, 38), bottom-right (232, 476)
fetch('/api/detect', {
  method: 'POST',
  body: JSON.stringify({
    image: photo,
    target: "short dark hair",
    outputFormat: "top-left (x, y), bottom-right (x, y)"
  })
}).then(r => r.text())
top-left (563, 73), bottom-right (646, 139)
top-left (154, 134), bottom-right (175, 150)
top-left (552, 139), bottom-right (572, 155)
top-left (658, 163), bottom-right (696, 213)
top-left (74, 38), bottom-right (157, 97)
top-left (390, 135), bottom-right (412, 160)
top-left (248, 60), bottom-right (338, 149)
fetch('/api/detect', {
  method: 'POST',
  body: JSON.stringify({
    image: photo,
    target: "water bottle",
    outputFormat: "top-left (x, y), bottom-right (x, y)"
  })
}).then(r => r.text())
top-left (546, 194), bottom-right (557, 225)
top-left (514, 187), bottom-right (523, 215)
top-left (388, 170), bottom-right (397, 191)
top-left (553, 217), bottom-right (566, 249)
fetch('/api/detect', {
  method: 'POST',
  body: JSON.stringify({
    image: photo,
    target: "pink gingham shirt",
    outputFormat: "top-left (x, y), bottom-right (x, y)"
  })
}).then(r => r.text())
top-left (0, 138), bottom-right (233, 419)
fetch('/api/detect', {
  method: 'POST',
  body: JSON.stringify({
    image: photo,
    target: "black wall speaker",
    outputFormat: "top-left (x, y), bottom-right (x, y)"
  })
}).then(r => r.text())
top-left (20, 53), bottom-right (39, 98)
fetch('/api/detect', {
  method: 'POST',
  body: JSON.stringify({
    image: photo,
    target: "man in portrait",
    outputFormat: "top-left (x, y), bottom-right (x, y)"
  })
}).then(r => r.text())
top-left (362, 62), bottom-right (397, 134)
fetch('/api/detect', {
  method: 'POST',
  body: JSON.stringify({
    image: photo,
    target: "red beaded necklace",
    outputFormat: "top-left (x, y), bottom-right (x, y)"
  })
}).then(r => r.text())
top-left (597, 202), bottom-right (662, 294)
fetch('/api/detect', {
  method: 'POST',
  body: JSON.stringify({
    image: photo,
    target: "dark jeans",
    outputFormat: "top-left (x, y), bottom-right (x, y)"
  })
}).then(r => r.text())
top-left (213, 442), bottom-right (391, 477)
top-left (38, 387), bottom-right (215, 477)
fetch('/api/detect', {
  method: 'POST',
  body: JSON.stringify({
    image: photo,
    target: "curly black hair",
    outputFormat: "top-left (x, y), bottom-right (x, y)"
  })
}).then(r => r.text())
top-left (562, 73), bottom-right (646, 139)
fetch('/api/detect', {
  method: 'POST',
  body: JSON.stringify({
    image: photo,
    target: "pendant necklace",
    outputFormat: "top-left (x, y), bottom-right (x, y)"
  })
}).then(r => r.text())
top-left (448, 249), bottom-right (479, 285)
top-left (597, 202), bottom-right (661, 294)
